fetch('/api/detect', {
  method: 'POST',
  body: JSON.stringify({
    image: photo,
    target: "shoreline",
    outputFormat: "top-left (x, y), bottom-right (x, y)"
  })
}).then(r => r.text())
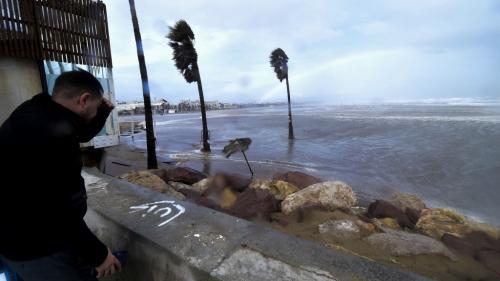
top-left (105, 139), bottom-right (498, 226)
top-left (102, 142), bottom-right (500, 280)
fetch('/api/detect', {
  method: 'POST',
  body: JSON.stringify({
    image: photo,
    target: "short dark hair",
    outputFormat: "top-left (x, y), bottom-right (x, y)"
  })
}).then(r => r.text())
top-left (52, 70), bottom-right (103, 100)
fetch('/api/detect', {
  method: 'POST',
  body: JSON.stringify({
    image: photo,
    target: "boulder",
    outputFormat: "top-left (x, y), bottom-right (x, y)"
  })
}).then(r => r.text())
top-left (442, 231), bottom-right (500, 276)
top-left (476, 250), bottom-right (500, 276)
top-left (367, 200), bottom-right (414, 229)
top-left (179, 188), bottom-right (226, 213)
top-left (281, 181), bottom-right (357, 215)
top-left (442, 231), bottom-right (500, 258)
top-left (162, 187), bottom-right (186, 200)
top-left (319, 219), bottom-right (361, 242)
top-left (230, 188), bottom-right (279, 221)
top-left (273, 171), bottom-right (322, 189)
top-left (249, 179), bottom-right (271, 189)
top-left (405, 207), bottom-right (421, 225)
top-left (355, 219), bottom-right (377, 236)
top-left (177, 188), bottom-right (202, 199)
top-left (168, 181), bottom-right (194, 191)
top-left (148, 169), bottom-right (168, 182)
top-left (119, 171), bottom-right (185, 200)
top-left (465, 219), bottom-right (500, 240)
top-left (416, 208), bottom-right (470, 239)
top-left (191, 178), bottom-right (212, 193)
top-left (250, 179), bottom-right (299, 200)
top-left (377, 218), bottom-right (401, 230)
top-left (389, 192), bottom-right (426, 211)
top-left (165, 167), bottom-right (207, 185)
top-left (364, 230), bottom-right (456, 260)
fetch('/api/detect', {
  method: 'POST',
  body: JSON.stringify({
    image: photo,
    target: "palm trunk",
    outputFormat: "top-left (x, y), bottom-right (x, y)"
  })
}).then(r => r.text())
top-left (128, 0), bottom-right (158, 168)
top-left (195, 64), bottom-right (211, 152)
top-left (285, 75), bottom-right (295, 140)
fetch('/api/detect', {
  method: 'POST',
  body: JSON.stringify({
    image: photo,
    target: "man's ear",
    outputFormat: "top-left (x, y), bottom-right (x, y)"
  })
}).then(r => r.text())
top-left (78, 92), bottom-right (92, 106)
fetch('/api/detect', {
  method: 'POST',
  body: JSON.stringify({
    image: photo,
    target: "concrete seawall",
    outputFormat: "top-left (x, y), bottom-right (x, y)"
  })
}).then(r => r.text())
top-left (83, 168), bottom-right (430, 281)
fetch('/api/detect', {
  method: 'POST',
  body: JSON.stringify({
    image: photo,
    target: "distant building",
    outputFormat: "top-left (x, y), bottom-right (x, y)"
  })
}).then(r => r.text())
top-left (117, 99), bottom-right (170, 115)
top-left (205, 101), bottom-right (221, 110)
top-left (177, 99), bottom-right (200, 112)
top-left (222, 103), bottom-right (239, 109)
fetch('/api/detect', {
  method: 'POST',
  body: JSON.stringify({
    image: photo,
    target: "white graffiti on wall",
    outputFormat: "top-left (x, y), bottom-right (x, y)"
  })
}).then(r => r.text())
top-left (129, 200), bottom-right (185, 227)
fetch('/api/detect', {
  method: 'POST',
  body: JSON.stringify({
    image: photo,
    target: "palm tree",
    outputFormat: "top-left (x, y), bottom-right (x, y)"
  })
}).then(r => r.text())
top-left (167, 20), bottom-right (211, 152)
top-left (270, 48), bottom-right (294, 140)
top-left (128, 0), bottom-right (158, 168)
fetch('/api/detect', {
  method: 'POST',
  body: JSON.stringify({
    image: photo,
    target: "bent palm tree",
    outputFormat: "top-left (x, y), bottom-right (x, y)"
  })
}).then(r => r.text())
top-left (270, 48), bottom-right (294, 140)
top-left (167, 20), bottom-right (211, 152)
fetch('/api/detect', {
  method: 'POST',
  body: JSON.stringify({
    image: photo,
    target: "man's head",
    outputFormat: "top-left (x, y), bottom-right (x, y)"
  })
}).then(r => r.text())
top-left (52, 70), bottom-right (104, 121)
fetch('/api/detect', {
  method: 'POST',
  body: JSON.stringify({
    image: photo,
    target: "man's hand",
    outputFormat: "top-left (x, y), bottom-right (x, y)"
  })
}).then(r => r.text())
top-left (101, 97), bottom-right (115, 111)
top-left (95, 248), bottom-right (122, 279)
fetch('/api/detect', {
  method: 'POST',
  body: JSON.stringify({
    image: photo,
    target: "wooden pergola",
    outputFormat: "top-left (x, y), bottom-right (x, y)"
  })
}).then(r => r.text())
top-left (0, 0), bottom-right (112, 68)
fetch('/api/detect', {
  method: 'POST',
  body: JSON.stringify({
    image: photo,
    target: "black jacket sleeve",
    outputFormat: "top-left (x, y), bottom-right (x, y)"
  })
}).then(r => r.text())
top-left (72, 217), bottom-right (109, 267)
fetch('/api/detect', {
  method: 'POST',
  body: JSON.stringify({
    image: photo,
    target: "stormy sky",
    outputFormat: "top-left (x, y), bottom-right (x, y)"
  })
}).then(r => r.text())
top-left (104, 0), bottom-right (500, 104)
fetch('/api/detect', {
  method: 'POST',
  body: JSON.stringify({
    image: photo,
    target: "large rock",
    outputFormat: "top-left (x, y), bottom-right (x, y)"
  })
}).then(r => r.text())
top-left (442, 231), bottom-right (500, 257)
top-left (165, 167), bottom-right (207, 185)
top-left (376, 218), bottom-right (401, 230)
top-left (273, 171), bottom-right (322, 189)
top-left (465, 219), bottom-right (500, 240)
top-left (168, 181), bottom-right (193, 191)
top-left (355, 219), bottom-right (377, 236)
top-left (148, 169), bottom-right (168, 181)
top-left (230, 188), bottom-right (279, 221)
top-left (416, 208), bottom-right (470, 239)
top-left (389, 192), bottom-right (426, 212)
top-left (249, 179), bottom-right (271, 190)
top-left (179, 188), bottom-right (226, 213)
top-left (442, 231), bottom-right (500, 276)
top-left (250, 179), bottom-right (299, 200)
top-left (405, 207), bottom-right (421, 225)
top-left (364, 229), bottom-right (456, 260)
top-left (319, 219), bottom-right (361, 242)
top-left (281, 181), bottom-right (357, 215)
top-left (192, 178), bottom-right (212, 193)
top-left (367, 200), bottom-right (414, 229)
top-left (119, 171), bottom-right (185, 200)
top-left (476, 250), bottom-right (500, 276)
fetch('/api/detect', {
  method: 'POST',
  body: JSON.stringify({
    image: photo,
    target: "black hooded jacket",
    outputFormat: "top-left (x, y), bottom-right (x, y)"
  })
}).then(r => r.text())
top-left (0, 92), bottom-right (111, 267)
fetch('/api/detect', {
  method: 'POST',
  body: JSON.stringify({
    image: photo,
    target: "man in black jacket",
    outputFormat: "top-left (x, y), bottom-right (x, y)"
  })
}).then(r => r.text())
top-left (0, 70), bottom-right (121, 280)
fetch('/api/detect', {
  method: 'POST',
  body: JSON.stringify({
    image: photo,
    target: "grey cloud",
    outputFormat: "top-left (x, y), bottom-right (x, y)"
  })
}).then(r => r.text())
top-left (104, 0), bottom-right (500, 103)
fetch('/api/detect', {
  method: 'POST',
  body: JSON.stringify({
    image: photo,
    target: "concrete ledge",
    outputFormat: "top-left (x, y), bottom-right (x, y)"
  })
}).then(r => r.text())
top-left (83, 168), bottom-right (430, 281)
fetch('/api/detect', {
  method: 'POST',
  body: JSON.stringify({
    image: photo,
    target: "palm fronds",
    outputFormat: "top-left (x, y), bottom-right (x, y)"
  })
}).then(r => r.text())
top-left (223, 138), bottom-right (254, 175)
top-left (223, 138), bottom-right (252, 158)
top-left (270, 48), bottom-right (289, 82)
top-left (167, 20), bottom-right (198, 83)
